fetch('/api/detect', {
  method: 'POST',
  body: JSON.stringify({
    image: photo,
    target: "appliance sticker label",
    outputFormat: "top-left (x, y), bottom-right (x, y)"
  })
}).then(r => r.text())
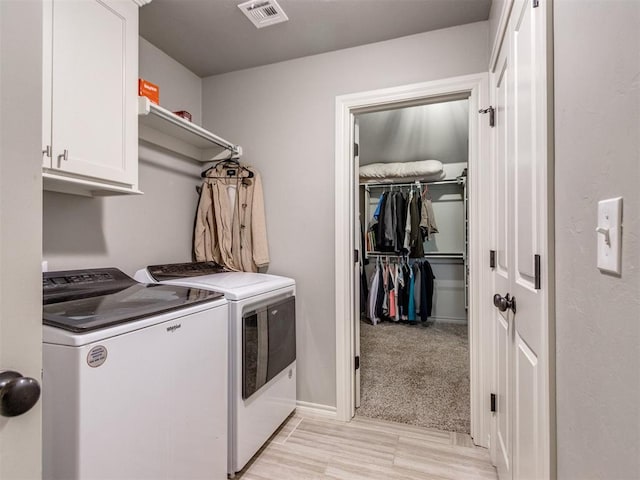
top-left (87, 345), bottom-right (108, 368)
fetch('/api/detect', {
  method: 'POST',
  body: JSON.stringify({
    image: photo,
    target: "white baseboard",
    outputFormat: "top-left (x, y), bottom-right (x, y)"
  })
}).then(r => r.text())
top-left (295, 400), bottom-right (338, 419)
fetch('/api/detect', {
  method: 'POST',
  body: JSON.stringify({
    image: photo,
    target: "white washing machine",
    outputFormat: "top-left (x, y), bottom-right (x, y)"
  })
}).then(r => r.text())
top-left (135, 262), bottom-right (297, 475)
top-left (42, 268), bottom-right (229, 480)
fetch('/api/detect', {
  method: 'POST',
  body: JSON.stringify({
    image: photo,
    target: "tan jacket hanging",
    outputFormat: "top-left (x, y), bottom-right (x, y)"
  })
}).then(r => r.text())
top-left (194, 164), bottom-right (269, 272)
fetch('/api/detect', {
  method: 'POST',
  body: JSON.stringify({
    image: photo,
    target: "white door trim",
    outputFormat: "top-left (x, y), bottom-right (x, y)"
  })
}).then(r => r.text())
top-left (334, 73), bottom-right (493, 448)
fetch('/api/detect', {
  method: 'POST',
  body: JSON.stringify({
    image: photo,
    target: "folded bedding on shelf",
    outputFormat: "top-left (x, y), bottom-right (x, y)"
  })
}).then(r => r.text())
top-left (359, 160), bottom-right (444, 182)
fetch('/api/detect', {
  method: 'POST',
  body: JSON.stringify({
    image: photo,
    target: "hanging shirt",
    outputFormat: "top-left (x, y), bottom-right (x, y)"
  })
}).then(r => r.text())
top-left (383, 193), bottom-right (395, 248)
top-left (377, 263), bottom-right (387, 318)
top-left (388, 268), bottom-right (396, 320)
top-left (413, 262), bottom-right (421, 313)
top-left (403, 191), bottom-right (413, 250)
top-left (394, 192), bottom-right (407, 252)
top-left (375, 193), bottom-right (388, 251)
top-left (367, 264), bottom-right (381, 325)
top-left (360, 221), bottom-right (369, 314)
top-left (409, 193), bottom-right (425, 258)
top-left (408, 264), bottom-right (416, 322)
top-left (394, 264), bottom-right (401, 321)
top-left (402, 263), bottom-right (411, 320)
top-left (420, 187), bottom-right (439, 240)
top-left (418, 260), bottom-right (436, 321)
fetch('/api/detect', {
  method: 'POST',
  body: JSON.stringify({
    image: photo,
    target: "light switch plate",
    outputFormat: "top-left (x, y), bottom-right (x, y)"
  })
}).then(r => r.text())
top-left (596, 197), bottom-right (622, 274)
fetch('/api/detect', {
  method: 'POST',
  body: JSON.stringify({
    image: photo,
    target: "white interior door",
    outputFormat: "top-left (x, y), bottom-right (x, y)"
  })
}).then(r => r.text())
top-left (493, 40), bottom-right (513, 480)
top-left (353, 118), bottom-right (361, 413)
top-left (0, 2), bottom-right (44, 478)
top-left (492, 0), bottom-right (550, 478)
top-left (510, 0), bottom-right (549, 476)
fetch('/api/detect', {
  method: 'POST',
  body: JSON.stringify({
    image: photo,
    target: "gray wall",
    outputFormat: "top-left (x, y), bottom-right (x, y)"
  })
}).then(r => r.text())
top-left (43, 37), bottom-right (204, 275)
top-left (201, 22), bottom-right (489, 408)
top-left (139, 37), bottom-right (202, 125)
top-left (554, 1), bottom-right (640, 479)
top-left (358, 99), bottom-right (469, 167)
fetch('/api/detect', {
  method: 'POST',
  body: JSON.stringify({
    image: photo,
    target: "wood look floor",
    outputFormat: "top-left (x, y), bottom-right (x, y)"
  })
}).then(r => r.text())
top-left (236, 412), bottom-right (497, 480)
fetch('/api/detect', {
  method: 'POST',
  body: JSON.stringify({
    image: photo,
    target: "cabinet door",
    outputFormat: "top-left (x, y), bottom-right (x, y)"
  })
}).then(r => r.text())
top-left (50, 0), bottom-right (137, 186)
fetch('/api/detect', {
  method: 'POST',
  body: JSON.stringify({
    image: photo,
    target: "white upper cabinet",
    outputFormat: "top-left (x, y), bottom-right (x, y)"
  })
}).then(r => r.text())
top-left (42, 0), bottom-right (141, 196)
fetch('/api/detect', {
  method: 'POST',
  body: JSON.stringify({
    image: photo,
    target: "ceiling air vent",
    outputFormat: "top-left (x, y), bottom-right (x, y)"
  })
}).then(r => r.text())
top-left (238, 0), bottom-right (289, 29)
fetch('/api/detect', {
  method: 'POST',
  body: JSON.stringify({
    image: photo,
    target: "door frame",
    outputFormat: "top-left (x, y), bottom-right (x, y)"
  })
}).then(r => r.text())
top-left (334, 73), bottom-right (495, 448)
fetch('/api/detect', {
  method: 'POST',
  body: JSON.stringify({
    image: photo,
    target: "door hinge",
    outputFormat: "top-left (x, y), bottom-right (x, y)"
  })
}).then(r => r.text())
top-left (533, 0), bottom-right (539, 7)
top-left (355, 355), bottom-right (360, 370)
top-left (354, 250), bottom-right (359, 263)
top-left (354, 142), bottom-right (359, 157)
top-left (479, 106), bottom-right (495, 127)
top-left (490, 250), bottom-right (496, 269)
top-left (490, 393), bottom-right (496, 412)
top-left (534, 254), bottom-right (541, 290)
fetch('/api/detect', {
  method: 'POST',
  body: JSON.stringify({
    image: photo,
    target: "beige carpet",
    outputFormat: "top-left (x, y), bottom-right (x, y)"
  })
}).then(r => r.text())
top-left (356, 320), bottom-right (470, 433)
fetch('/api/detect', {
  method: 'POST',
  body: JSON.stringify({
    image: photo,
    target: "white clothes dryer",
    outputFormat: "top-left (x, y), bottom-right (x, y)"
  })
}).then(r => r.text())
top-left (42, 268), bottom-right (229, 480)
top-left (135, 262), bottom-right (297, 475)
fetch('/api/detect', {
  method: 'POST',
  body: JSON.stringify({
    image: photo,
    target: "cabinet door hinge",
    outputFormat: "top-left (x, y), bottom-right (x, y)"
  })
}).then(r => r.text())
top-left (354, 249), bottom-right (359, 263)
top-left (490, 393), bottom-right (496, 412)
top-left (534, 254), bottom-right (541, 290)
top-left (355, 356), bottom-right (360, 370)
top-left (479, 106), bottom-right (495, 127)
top-left (490, 250), bottom-right (496, 269)
top-left (533, 0), bottom-right (539, 7)
top-left (354, 142), bottom-right (359, 157)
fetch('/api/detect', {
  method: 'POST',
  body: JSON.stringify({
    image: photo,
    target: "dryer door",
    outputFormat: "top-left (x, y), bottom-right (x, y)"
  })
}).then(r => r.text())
top-left (242, 296), bottom-right (296, 400)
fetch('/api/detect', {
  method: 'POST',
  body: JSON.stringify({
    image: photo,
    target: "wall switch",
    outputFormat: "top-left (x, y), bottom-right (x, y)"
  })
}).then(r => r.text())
top-left (596, 197), bottom-right (622, 274)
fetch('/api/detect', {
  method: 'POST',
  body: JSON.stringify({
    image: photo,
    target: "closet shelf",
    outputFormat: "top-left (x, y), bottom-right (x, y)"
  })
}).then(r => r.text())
top-left (360, 177), bottom-right (465, 189)
top-left (138, 96), bottom-right (242, 162)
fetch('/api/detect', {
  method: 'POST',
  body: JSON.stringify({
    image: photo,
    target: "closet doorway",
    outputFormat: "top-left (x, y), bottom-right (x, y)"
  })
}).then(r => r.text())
top-left (357, 99), bottom-right (470, 433)
top-left (335, 74), bottom-right (493, 448)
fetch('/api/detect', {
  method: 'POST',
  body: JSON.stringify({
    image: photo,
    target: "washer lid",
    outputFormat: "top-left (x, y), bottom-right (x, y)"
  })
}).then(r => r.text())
top-left (43, 268), bottom-right (223, 332)
top-left (161, 272), bottom-right (294, 300)
top-left (147, 261), bottom-right (229, 281)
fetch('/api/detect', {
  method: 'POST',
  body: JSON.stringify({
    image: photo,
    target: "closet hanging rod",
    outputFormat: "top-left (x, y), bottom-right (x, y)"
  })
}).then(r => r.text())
top-left (360, 177), bottom-right (465, 189)
top-left (424, 254), bottom-right (465, 260)
top-left (366, 252), bottom-right (465, 260)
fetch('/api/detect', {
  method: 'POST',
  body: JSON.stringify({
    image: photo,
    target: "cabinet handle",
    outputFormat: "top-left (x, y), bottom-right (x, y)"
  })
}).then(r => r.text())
top-left (42, 145), bottom-right (51, 158)
top-left (58, 149), bottom-right (69, 162)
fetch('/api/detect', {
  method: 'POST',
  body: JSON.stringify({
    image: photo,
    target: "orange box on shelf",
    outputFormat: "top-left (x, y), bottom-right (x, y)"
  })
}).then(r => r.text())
top-left (138, 78), bottom-right (159, 105)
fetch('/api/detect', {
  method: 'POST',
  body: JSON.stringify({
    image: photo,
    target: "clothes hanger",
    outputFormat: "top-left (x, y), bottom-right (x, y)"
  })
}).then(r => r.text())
top-left (200, 153), bottom-right (254, 179)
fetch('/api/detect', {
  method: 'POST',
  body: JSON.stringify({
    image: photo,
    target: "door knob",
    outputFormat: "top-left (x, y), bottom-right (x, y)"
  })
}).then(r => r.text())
top-left (0, 370), bottom-right (41, 417)
top-left (493, 293), bottom-right (516, 314)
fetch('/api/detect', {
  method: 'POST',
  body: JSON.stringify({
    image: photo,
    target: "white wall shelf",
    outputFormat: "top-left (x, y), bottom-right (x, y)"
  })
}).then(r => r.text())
top-left (138, 96), bottom-right (242, 162)
top-left (43, 171), bottom-right (143, 197)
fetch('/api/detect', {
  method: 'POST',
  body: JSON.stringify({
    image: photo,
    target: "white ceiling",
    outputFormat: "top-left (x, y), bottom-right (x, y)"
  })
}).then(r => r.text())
top-left (139, 0), bottom-right (492, 77)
